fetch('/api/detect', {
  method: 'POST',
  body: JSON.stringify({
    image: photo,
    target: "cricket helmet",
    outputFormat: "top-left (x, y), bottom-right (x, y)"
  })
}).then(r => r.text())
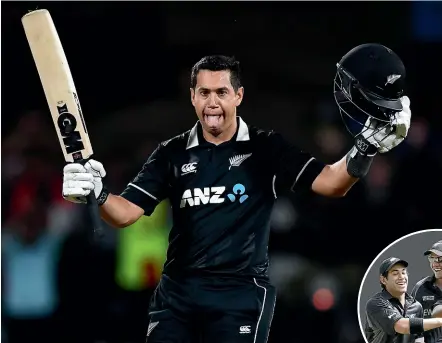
top-left (334, 43), bottom-right (406, 138)
top-left (424, 241), bottom-right (442, 257)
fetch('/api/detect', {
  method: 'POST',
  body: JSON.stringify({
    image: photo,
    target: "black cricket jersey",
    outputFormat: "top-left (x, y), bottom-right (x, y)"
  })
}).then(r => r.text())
top-left (411, 276), bottom-right (442, 343)
top-left (364, 290), bottom-right (424, 343)
top-left (120, 117), bottom-right (325, 279)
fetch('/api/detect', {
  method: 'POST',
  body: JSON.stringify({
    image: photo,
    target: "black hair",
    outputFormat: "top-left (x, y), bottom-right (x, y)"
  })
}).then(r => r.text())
top-left (380, 271), bottom-right (388, 289)
top-left (190, 55), bottom-right (242, 91)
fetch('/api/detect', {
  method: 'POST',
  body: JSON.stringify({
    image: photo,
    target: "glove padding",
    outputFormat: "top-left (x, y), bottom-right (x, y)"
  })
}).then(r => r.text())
top-left (362, 96), bottom-right (411, 153)
top-left (63, 159), bottom-right (106, 204)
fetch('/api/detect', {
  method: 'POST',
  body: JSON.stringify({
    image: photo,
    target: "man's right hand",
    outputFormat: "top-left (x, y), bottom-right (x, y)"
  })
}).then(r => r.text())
top-left (63, 159), bottom-right (107, 204)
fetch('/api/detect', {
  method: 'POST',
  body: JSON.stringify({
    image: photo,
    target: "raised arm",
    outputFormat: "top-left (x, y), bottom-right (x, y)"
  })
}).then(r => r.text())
top-left (99, 194), bottom-right (144, 228)
top-left (311, 156), bottom-right (358, 197)
top-left (312, 96), bottom-right (411, 197)
top-left (62, 144), bottom-right (170, 229)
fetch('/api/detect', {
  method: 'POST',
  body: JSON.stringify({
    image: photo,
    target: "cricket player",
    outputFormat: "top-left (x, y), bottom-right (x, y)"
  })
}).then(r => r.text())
top-left (411, 241), bottom-right (442, 343)
top-left (364, 257), bottom-right (442, 343)
top-left (63, 44), bottom-right (412, 343)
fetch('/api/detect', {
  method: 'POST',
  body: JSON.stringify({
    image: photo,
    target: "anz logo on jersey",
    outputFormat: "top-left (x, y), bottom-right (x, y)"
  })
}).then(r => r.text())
top-left (180, 183), bottom-right (249, 208)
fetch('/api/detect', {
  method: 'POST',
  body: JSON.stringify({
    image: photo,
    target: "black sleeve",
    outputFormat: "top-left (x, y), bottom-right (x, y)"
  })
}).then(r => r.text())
top-left (419, 302), bottom-right (424, 317)
top-left (366, 297), bottom-right (402, 335)
top-left (120, 144), bottom-right (170, 216)
top-left (268, 132), bottom-right (325, 194)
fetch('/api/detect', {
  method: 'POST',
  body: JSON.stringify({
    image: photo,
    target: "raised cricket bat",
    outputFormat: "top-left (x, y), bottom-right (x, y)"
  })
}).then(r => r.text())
top-left (22, 9), bottom-right (103, 238)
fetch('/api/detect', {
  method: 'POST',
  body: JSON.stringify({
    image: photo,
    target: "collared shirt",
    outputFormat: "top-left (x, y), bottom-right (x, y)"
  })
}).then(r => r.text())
top-left (365, 289), bottom-right (424, 343)
top-left (121, 117), bottom-right (324, 279)
top-left (411, 276), bottom-right (442, 343)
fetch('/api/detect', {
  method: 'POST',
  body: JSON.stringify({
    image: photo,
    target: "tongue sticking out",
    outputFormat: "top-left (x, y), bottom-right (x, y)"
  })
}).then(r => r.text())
top-left (205, 115), bottom-right (223, 127)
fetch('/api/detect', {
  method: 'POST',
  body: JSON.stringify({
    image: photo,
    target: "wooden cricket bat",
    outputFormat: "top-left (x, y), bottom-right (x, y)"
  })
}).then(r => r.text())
top-left (22, 9), bottom-right (103, 238)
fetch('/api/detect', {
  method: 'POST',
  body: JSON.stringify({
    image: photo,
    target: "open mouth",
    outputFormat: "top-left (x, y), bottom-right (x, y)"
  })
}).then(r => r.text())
top-left (396, 281), bottom-right (407, 286)
top-left (433, 268), bottom-right (442, 272)
top-left (203, 114), bottom-right (224, 127)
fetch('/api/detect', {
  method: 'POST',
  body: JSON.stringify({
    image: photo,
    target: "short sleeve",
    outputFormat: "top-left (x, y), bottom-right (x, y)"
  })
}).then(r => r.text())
top-left (120, 144), bottom-right (170, 216)
top-left (365, 297), bottom-right (402, 336)
top-left (268, 132), bottom-right (325, 194)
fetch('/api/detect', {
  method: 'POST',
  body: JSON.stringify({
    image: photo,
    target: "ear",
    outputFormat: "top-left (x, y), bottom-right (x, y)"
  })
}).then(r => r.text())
top-left (380, 275), bottom-right (387, 287)
top-left (190, 88), bottom-right (196, 107)
top-left (235, 87), bottom-right (244, 107)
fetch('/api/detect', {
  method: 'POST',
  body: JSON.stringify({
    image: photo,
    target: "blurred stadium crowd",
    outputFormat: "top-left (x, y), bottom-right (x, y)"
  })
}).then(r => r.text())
top-left (2, 2), bottom-right (442, 343)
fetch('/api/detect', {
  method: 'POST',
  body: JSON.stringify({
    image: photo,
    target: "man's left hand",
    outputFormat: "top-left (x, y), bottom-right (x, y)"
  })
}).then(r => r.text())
top-left (362, 96), bottom-right (411, 153)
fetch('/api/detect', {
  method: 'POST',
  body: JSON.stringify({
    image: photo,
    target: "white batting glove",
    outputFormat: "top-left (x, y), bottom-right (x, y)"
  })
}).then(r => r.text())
top-left (63, 159), bottom-right (107, 204)
top-left (362, 96), bottom-right (411, 153)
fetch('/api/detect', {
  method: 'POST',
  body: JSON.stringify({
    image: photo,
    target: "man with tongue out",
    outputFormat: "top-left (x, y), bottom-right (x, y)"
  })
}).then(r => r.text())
top-left (411, 241), bottom-right (442, 342)
top-left (190, 57), bottom-right (244, 145)
top-left (62, 51), bottom-right (413, 343)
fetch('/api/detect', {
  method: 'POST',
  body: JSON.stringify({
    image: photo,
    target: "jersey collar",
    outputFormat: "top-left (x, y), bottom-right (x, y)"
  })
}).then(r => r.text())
top-left (381, 289), bottom-right (414, 302)
top-left (186, 116), bottom-right (250, 150)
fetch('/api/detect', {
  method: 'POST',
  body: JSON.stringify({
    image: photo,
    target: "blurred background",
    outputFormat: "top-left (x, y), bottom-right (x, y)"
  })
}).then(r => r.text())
top-left (2, 2), bottom-right (442, 343)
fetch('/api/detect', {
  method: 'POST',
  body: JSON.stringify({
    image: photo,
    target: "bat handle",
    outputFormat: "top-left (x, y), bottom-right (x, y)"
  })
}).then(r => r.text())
top-left (86, 192), bottom-right (104, 239)
top-left (76, 157), bottom-right (104, 240)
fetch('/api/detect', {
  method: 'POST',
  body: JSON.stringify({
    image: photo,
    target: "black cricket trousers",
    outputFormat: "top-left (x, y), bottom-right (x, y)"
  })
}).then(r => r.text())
top-left (145, 274), bottom-right (276, 343)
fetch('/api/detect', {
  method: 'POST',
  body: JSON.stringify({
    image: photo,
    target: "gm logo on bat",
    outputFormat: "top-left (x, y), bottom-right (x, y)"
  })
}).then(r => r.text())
top-left (180, 183), bottom-right (249, 208)
top-left (56, 93), bottom-right (85, 156)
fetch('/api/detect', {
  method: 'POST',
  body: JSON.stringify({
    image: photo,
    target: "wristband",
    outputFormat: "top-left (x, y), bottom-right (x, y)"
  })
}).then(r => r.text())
top-left (409, 317), bottom-right (424, 335)
top-left (346, 136), bottom-right (377, 178)
top-left (97, 186), bottom-right (110, 206)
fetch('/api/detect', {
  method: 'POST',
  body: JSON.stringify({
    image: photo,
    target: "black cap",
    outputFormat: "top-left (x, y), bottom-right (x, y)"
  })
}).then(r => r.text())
top-left (379, 257), bottom-right (409, 275)
top-left (424, 241), bottom-right (442, 256)
top-left (339, 43), bottom-right (406, 111)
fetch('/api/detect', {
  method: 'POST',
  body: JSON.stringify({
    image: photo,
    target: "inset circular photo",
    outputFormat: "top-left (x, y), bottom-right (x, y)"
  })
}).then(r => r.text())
top-left (358, 229), bottom-right (442, 343)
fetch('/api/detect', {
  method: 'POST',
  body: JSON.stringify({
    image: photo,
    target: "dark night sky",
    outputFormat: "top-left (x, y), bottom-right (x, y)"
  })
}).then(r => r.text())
top-left (2, 2), bottom-right (171, 127)
top-left (2, 2), bottom-right (441, 134)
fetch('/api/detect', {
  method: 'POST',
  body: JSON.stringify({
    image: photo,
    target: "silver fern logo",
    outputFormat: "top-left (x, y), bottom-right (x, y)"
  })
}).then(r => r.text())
top-left (385, 74), bottom-right (401, 85)
top-left (229, 153), bottom-right (252, 170)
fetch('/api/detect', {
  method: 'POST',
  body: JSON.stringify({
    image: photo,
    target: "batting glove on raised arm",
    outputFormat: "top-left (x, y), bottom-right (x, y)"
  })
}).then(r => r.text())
top-left (63, 159), bottom-right (109, 205)
top-left (361, 96), bottom-right (411, 153)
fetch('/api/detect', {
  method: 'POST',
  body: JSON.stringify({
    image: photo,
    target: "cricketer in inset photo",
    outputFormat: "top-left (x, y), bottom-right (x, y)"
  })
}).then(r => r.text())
top-left (411, 241), bottom-right (442, 343)
top-left (358, 230), bottom-right (442, 343)
top-left (364, 257), bottom-right (428, 343)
